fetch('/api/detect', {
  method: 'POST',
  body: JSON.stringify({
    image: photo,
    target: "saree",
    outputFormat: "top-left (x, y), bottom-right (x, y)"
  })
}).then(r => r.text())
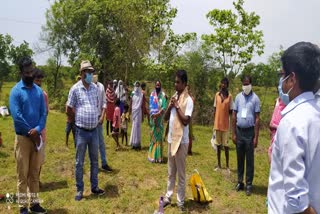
top-left (129, 88), bottom-right (144, 149)
top-left (106, 87), bottom-right (116, 121)
top-left (148, 90), bottom-right (167, 163)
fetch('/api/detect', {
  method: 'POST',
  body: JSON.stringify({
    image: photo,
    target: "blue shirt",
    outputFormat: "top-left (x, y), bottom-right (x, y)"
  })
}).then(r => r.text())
top-left (268, 92), bottom-right (320, 213)
top-left (234, 91), bottom-right (260, 128)
top-left (9, 80), bottom-right (47, 135)
top-left (67, 81), bottom-right (99, 129)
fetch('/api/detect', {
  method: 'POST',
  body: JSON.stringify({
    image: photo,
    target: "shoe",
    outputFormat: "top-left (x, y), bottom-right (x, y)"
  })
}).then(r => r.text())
top-left (246, 185), bottom-right (252, 196)
top-left (74, 191), bottom-right (83, 201)
top-left (91, 187), bottom-right (105, 196)
top-left (102, 164), bottom-right (113, 172)
top-left (30, 203), bottom-right (47, 214)
top-left (214, 166), bottom-right (221, 172)
top-left (235, 182), bottom-right (244, 191)
top-left (20, 207), bottom-right (28, 214)
top-left (163, 197), bottom-right (171, 208)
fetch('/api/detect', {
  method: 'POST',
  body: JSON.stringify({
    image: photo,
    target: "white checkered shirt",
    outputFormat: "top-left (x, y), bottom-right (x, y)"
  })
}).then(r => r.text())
top-left (67, 81), bottom-right (99, 129)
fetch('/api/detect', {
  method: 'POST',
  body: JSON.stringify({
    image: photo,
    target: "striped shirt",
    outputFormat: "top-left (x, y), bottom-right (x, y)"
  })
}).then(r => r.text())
top-left (67, 80), bottom-right (99, 129)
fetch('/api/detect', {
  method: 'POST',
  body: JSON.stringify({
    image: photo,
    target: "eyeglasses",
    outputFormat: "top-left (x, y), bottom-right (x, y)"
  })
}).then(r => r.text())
top-left (35, 75), bottom-right (44, 79)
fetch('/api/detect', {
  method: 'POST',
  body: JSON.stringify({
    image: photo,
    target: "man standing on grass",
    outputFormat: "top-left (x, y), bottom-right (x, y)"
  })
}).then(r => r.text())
top-left (268, 42), bottom-right (320, 213)
top-left (163, 70), bottom-right (194, 212)
top-left (33, 68), bottom-right (49, 187)
top-left (9, 56), bottom-right (47, 214)
top-left (232, 75), bottom-right (260, 196)
top-left (213, 77), bottom-right (233, 174)
top-left (92, 74), bottom-right (113, 172)
top-left (67, 60), bottom-right (105, 201)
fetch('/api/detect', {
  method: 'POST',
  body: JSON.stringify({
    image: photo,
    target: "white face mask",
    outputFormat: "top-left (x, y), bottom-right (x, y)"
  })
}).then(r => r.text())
top-left (242, 84), bottom-right (252, 95)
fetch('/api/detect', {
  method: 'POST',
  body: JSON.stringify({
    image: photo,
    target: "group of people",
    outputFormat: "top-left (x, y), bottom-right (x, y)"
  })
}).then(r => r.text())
top-left (211, 42), bottom-right (320, 213)
top-left (8, 41), bottom-right (320, 214)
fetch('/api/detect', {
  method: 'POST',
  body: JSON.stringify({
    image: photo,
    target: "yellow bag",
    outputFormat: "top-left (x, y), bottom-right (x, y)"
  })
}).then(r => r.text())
top-left (189, 169), bottom-right (212, 203)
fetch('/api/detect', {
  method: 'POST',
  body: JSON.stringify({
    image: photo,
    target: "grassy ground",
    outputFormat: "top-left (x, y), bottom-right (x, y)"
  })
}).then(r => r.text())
top-left (0, 82), bottom-right (272, 213)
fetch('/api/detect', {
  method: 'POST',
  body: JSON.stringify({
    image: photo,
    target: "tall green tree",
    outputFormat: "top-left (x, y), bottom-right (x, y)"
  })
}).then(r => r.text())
top-left (43, 0), bottom-right (178, 84)
top-left (0, 34), bottom-right (33, 91)
top-left (201, 0), bottom-right (264, 77)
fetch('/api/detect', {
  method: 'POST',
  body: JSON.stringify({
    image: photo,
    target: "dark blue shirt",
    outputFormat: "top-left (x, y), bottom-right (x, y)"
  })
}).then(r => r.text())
top-left (9, 80), bottom-right (47, 135)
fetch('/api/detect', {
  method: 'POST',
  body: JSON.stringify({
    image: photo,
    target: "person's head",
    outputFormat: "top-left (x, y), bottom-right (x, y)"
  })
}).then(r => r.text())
top-left (175, 70), bottom-right (188, 93)
top-left (141, 82), bottom-right (146, 90)
top-left (113, 79), bottom-right (117, 88)
top-left (19, 56), bottom-right (34, 87)
top-left (155, 80), bottom-right (161, 93)
top-left (33, 68), bottom-right (45, 87)
top-left (93, 74), bottom-right (98, 84)
top-left (118, 80), bottom-right (123, 87)
top-left (220, 77), bottom-right (229, 90)
top-left (134, 81), bottom-right (141, 92)
top-left (241, 75), bottom-right (252, 95)
top-left (115, 98), bottom-right (121, 107)
top-left (80, 60), bottom-right (95, 85)
top-left (280, 42), bottom-right (320, 102)
top-left (124, 103), bottom-right (129, 113)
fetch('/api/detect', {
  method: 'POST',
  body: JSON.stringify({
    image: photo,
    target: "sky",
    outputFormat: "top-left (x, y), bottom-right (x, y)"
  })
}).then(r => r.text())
top-left (1, 0), bottom-right (320, 65)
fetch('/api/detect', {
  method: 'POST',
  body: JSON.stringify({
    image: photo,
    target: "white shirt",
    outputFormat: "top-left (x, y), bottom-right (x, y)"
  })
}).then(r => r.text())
top-left (95, 82), bottom-right (107, 116)
top-left (168, 96), bottom-right (193, 144)
top-left (268, 92), bottom-right (320, 213)
top-left (315, 88), bottom-right (320, 107)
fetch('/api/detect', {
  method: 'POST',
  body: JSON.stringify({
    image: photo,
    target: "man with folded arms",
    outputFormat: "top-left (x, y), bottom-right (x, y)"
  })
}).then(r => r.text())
top-left (67, 60), bottom-right (105, 201)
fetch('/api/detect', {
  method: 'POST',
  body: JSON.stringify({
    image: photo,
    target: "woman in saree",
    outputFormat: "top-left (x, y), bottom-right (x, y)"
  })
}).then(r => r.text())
top-left (148, 80), bottom-right (167, 163)
top-left (129, 81), bottom-right (145, 150)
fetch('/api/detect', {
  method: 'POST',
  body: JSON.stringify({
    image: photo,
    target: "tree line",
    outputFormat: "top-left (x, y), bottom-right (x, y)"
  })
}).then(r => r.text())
top-left (0, 0), bottom-right (282, 125)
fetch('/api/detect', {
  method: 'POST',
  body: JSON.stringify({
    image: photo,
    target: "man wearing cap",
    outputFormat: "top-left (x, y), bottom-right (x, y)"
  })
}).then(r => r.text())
top-left (66, 60), bottom-right (105, 201)
top-left (92, 74), bottom-right (113, 172)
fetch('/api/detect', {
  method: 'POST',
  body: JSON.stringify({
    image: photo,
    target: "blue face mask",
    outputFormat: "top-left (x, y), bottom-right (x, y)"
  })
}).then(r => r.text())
top-left (85, 73), bottom-right (93, 84)
top-left (278, 75), bottom-right (293, 105)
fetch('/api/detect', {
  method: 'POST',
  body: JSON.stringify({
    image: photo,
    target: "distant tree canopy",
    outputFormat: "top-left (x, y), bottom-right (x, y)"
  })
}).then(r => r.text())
top-left (202, 0), bottom-right (264, 77)
top-left (0, 33), bottom-right (33, 91)
top-left (43, 0), bottom-right (194, 85)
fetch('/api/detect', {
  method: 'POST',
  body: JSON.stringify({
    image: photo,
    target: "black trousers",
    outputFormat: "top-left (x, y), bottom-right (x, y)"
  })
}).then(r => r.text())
top-left (236, 126), bottom-right (254, 185)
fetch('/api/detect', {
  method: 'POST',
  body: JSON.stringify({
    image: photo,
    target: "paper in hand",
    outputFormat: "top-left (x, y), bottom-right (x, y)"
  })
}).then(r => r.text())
top-left (37, 135), bottom-right (44, 151)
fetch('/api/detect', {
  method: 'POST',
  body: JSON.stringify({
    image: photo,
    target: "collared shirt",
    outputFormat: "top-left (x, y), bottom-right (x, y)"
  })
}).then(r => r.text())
top-left (234, 91), bottom-right (260, 128)
top-left (268, 92), bottom-right (320, 213)
top-left (168, 96), bottom-right (193, 144)
top-left (67, 80), bottom-right (99, 129)
top-left (9, 80), bottom-right (47, 135)
top-left (315, 88), bottom-right (320, 107)
top-left (95, 81), bottom-right (107, 116)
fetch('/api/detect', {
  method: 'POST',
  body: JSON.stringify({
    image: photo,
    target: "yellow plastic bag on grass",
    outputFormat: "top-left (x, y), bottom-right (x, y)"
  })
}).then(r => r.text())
top-left (189, 169), bottom-right (212, 203)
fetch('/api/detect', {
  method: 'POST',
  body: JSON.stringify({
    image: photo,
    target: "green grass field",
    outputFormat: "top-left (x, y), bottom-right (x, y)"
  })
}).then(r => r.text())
top-left (0, 82), bottom-right (274, 213)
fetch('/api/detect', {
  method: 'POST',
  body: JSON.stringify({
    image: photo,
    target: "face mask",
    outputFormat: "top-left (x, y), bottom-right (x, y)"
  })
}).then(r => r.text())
top-left (156, 87), bottom-right (161, 93)
top-left (278, 75), bottom-right (293, 105)
top-left (242, 84), bottom-right (252, 95)
top-left (23, 76), bottom-right (34, 87)
top-left (84, 73), bottom-right (93, 84)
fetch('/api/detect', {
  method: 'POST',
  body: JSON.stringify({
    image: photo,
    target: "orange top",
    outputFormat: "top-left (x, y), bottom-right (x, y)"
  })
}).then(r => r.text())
top-left (213, 92), bottom-right (233, 131)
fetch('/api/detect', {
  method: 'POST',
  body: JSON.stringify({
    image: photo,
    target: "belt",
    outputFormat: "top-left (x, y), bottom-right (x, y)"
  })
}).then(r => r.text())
top-left (16, 132), bottom-right (29, 137)
top-left (237, 126), bottom-right (254, 131)
top-left (75, 125), bottom-right (96, 132)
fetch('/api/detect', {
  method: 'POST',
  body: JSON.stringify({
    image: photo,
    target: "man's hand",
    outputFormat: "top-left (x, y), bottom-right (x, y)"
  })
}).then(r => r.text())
top-left (28, 128), bottom-right (38, 138)
top-left (99, 115), bottom-right (104, 125)
top-left (232, 134), bottom-right (237, 145)
top-left (253, 138), bottom-right (258, 148)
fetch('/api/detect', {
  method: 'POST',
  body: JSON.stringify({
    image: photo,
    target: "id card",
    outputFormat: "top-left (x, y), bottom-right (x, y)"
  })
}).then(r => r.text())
top-left (241, 108), bottom-right (247, 118)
